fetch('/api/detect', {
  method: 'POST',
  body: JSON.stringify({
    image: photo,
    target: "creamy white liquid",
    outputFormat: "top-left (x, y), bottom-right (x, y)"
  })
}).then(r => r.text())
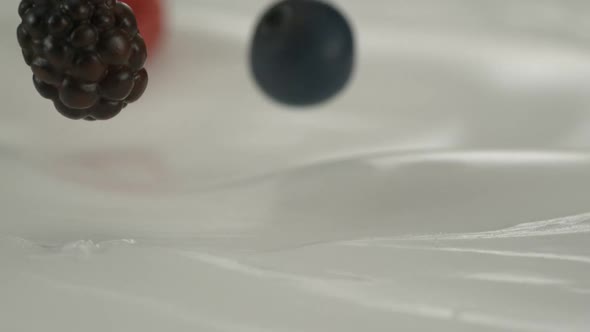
top-left (1, 1), bottom-right (590, 331)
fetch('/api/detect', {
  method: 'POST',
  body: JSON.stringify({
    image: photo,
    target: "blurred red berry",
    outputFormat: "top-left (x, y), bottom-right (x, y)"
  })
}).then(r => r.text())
top-left (121, 0), bottom-right (164, 53)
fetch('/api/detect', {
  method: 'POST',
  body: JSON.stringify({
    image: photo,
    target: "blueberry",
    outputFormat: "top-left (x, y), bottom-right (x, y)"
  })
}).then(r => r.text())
top-left (250, 0), bottom-right (354, 107)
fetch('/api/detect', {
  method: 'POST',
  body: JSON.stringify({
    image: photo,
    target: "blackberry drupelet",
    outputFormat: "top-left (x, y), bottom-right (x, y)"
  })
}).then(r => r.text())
top-left (250, 0), bottom-right (354, 107)
top-left (17, 0), bottom-right (148, 121)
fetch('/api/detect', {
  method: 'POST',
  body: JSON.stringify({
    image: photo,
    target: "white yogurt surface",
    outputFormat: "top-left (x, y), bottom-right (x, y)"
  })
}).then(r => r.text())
top-left (1, 1), bottom-right (590, 331)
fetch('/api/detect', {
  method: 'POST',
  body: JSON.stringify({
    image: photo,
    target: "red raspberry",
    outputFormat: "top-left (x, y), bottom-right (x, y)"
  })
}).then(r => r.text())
top-left (121, 0), bottom-right (163, 52)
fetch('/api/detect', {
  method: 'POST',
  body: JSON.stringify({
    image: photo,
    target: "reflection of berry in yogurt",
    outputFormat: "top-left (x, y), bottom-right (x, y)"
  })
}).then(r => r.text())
top-left (121, 0), bottom-right (164, 52)
top-left (54, 149), bottom-right (170, 194)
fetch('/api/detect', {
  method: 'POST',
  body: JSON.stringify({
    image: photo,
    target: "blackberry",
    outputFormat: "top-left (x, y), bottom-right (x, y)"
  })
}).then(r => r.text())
top-left (250, 0), bottom-right (354, 107)
top-left (17, 0), bottom-right (148, 121)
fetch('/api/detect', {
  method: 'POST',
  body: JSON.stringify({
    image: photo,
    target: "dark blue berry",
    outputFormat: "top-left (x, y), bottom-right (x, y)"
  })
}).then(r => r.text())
top-left (250, 0), bottom-right (355, 107)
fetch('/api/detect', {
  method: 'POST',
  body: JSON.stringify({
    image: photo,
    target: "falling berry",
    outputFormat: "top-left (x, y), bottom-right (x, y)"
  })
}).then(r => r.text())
top-left (121, 0), bottom-right (164, 52)
top-left (250, 0), bottom-right (355, 107)
top-left (17, 0), bottom-right (149, 120)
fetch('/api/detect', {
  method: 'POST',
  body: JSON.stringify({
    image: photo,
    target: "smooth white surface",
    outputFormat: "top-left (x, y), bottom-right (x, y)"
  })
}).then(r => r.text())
top-left (1, 1), bottom-right (590, 331)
